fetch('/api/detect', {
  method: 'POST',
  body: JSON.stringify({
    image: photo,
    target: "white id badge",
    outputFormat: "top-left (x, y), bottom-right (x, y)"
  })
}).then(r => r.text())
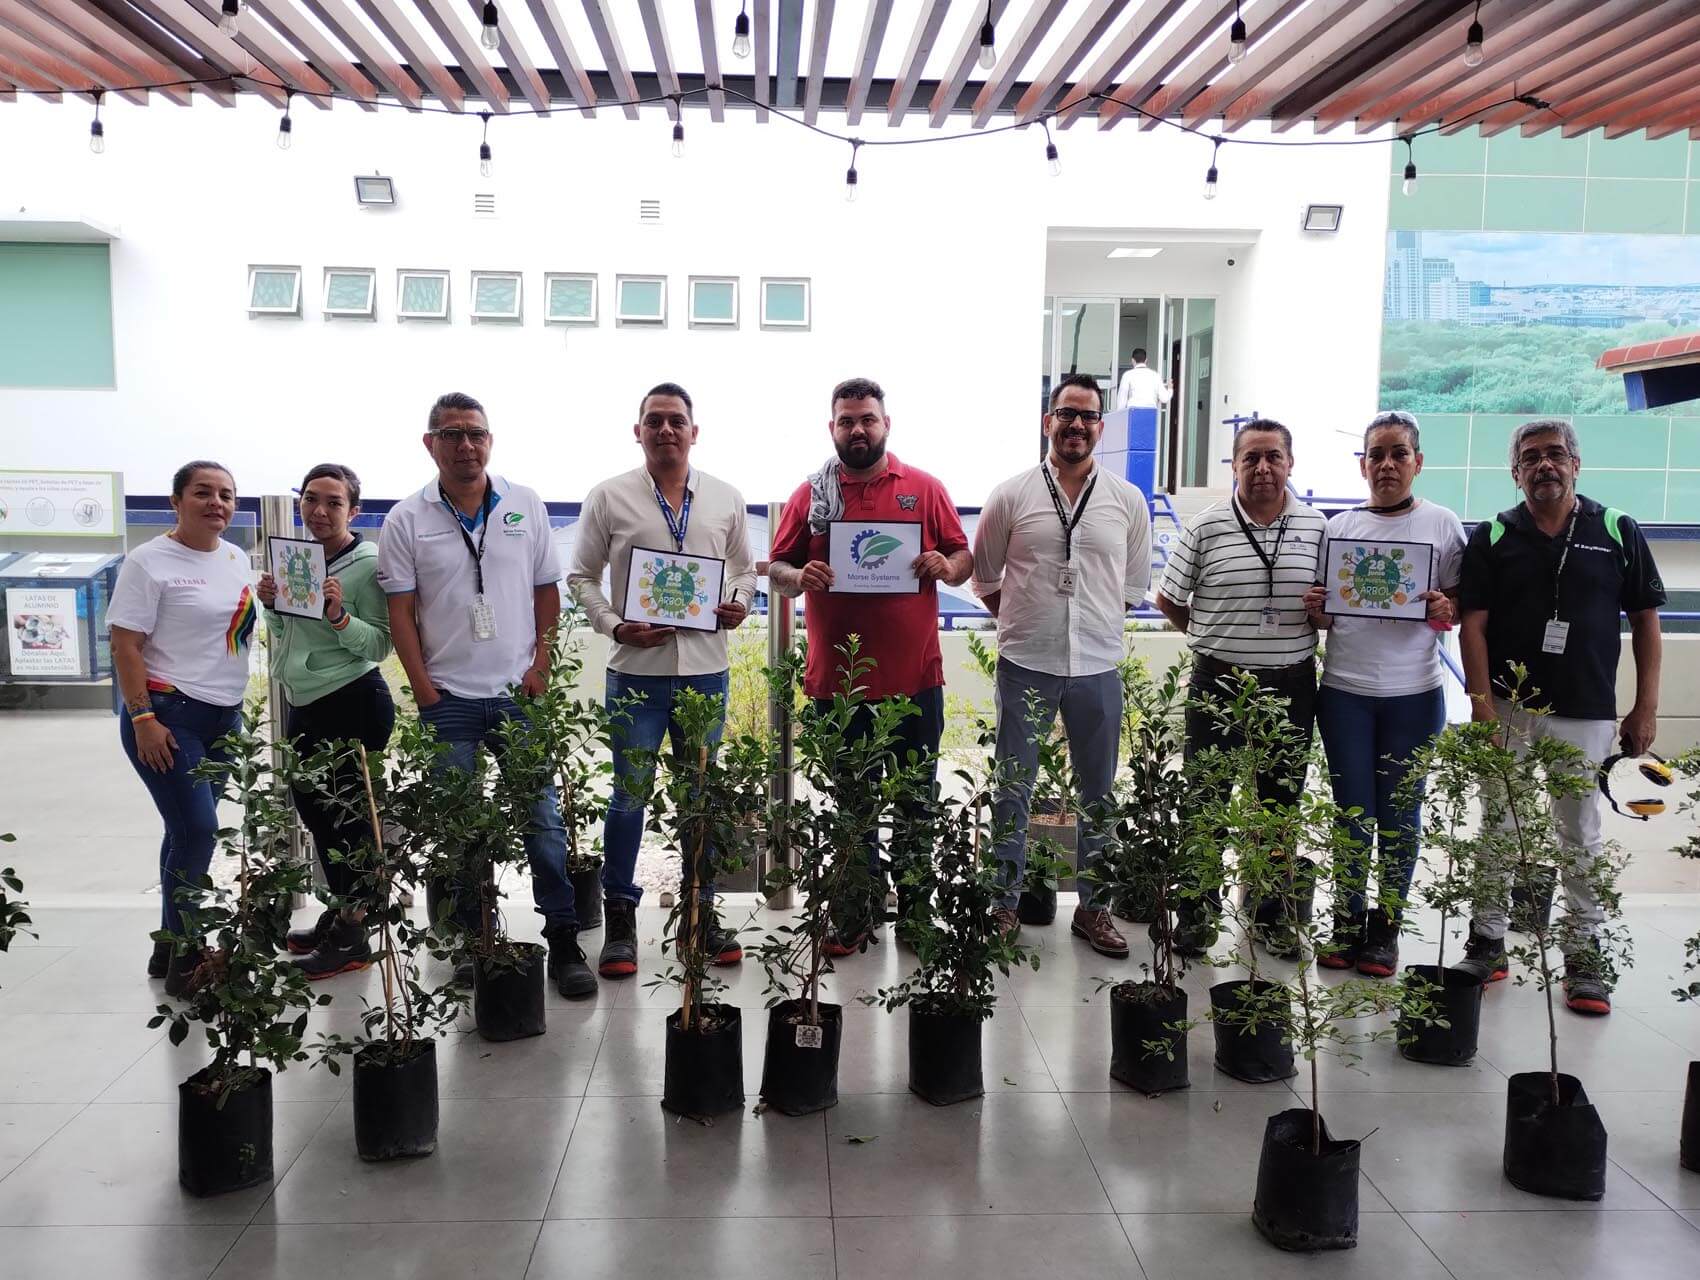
top-left (470, 594), bottom-right (498, 642)
top-left (1259, 605), bottom-right (1279, 635)
top-left (1057, 565), bottom-right (1077, 597)
top-left (1542, 619), bottom-right (1570, 655)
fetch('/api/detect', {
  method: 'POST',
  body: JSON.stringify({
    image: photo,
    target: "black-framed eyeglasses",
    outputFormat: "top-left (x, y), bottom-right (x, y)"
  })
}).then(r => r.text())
top-left (1051, 407), bottom-right (1103, 425)
top-left (431, 428), bottom-right (491, 446)
top-left (1515, 446), bottom-right (1573, 469)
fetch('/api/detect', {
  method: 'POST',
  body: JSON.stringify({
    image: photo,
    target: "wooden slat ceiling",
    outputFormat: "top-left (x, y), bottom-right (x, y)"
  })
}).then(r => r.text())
top-left (4, 0), bottom-right (1697, 140)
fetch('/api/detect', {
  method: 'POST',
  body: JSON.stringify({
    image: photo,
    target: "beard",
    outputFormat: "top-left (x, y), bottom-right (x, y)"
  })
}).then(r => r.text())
top-left (836, 434), bottom-right (888, 469)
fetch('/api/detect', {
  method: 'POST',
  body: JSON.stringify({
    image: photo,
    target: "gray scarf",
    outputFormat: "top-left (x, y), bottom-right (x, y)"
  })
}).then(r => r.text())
top-left (806, 456), bottom-right (845, 535)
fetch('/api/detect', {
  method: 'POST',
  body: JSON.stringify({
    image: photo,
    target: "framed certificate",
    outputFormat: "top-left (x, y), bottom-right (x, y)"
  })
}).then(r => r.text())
top-left (1323, 538), bottom-right (1434, 621)
top-left (622, 545), bottom-right (725, 632)
top-left (827, 520), bottom-right (922, 595)
top-left (267, 536), bottom-right (327, 619)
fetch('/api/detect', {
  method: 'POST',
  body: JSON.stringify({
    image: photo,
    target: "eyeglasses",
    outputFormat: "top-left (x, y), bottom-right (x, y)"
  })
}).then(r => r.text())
top-left (1515, 446), bottom-right (1573, 469)
top-left (431, 428), bottom-right (491, 446)
top-left (1370, 411), bottom-right (1417, 428)
top-left (1051, 407), bottom-right (1103, 425)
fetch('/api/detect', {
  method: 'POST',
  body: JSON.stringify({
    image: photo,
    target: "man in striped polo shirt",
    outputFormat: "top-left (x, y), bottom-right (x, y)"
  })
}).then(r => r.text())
top-left (1155, 419), bottom-right (1327, 957)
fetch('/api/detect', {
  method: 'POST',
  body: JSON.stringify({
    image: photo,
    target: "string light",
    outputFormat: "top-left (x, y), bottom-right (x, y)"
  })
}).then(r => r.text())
top-left (732, 3), bottom-right (751, 59)
top-left (1463, 0), bottom-right (1484, 67)
top-left (671, 121), bottom-right (685, 158)
top-left (478, 111), bottom-right (492, 177)
top-left (1228, 0), bottom-right (1247, 65)
top-left (844, 139), bottom-right (861, 202)
top-left (480, 1), bottom-right (500, 52)
top-left (88, 91), bottom-right (104, 154)
top-left (218, 0), bottom-right (240, 37)
top-left (276, 91), bottom-right (293, 149)
top-left (1042, 119), bottom-right (1061, 176)
top-left (1203, 137), bottom-right (1220, 199)
top-left (977, 2), bottom-right (996, 71)
top-left (1401, 137), bottom-right (1417, 195)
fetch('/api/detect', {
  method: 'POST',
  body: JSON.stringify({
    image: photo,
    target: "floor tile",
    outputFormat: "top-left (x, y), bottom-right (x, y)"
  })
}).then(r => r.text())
top-left (0, 1013), bottom-right (162, 1104)
top-left (835, 1213), bottom-right (1139, 1278)
top-left (0, 945), bottom-right (73, 990)
top-left (1623, 1006), bottom-right (1700, 1055)
top-left (588, 1005), bottom-right (765, 1097)
top-left (546, 1095), bottom-right (830, 1219)
top-left (261, 1096), bottom-right (578, 1224)
top-left (1587, 1091), bottom-right (1700, 1210)
top-left (1475, 994), bottom-right (1695, 1094)
top-left (1405, 1208), bottom-right (1700, 1279)
top-left (97, 1011), bottom-right (364, 1105)
top-left (1062, 1089), bottom-right (1395, 1215)
top-left (433, 1015), bottom-right (607, 1099)
top-left (0, 1102), bottom-right (81, 1181)
top-left (1307, 1091), bottom-right (1665, 1212)
top-left (0, 1224), bottom-right (241, 1280)
top-left (0, 944), bottom-right (178, 1015)
top-left (531, 1217), bottom-right (834, 1279)
top-left (1021, 1002), bottom-right (1285, 1094)
top-left (214, 1221), bottom-right (540, 1279)
top-left (1120, 1211), bottom-right (1451, 1279)
top-left (834, 1004), bottom-right (1054, 1094)
top-left (0, 1100), bottom-right (333, 1225)
top-left (3, 907), bottom-right (164, 948)
top-left (825, 1093), bottom-right (1111, 1217)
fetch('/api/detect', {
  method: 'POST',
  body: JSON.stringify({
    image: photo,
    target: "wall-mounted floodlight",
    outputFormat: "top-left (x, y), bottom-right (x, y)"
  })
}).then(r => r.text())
top-left (354, 175), bottom-right (396, 206)
top-left (1302, 204), bottom-right (1343, 232)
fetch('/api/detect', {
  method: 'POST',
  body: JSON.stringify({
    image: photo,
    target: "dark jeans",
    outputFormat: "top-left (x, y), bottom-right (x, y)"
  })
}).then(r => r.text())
top-left (1181, 654), bottom-right (1317, 918)
top-left (118, 691), bottom-right (240, 936)
top-left (285, 668), bottom-right (397, 906)
top-left (1316, 683), bottom-right (1446, 922)
top-left (418, 689), bottom-right (575, 932)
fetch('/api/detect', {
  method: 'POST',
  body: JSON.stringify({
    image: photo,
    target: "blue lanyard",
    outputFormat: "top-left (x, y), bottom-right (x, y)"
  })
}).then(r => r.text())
top-left (654, 476), bottom-right (692, 553)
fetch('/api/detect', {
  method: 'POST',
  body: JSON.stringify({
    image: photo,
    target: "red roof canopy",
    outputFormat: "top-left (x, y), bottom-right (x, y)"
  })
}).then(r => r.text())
top-left (1597, 332), bottom-right (1700, 372)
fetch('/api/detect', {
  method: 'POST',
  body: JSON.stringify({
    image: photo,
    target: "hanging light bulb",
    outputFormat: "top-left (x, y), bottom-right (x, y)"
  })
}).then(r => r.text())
top-left (977, 3), bottom-right (996, 70)
top-left (1203, 139), bottom-right (1221, 200)
top-left (732, 5), bottom-right (751, 59)
top-left (88, 92), bottom-right (105, 155)
top-left (480, 0), bottom-right (500, 51)
top-left (1401, 139), bottom-right (1417, 196)
top-left (478, 112), bottom-right (492, 177)
top-left (1228, 1), bottom-right (1247, 64)
top-left (1042, 120), bottom-right (1061, 177)
top-left (671, 120), bottom-right (685, 159)
top-left (276, 110), bottom-right (293, 150)
top-left (218, 0), bottom-right (240, 36)
top-left (844, 141), bottom-right (862, 202)
top-left (1463, 1), bottom-right (1484, 67)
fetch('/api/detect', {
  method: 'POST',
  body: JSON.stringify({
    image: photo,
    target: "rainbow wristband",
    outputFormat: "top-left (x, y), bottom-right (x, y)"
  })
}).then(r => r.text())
top-left (328, 610), bottom-right (351, 631)
top-left (129, 709), bottom-right (158, 725)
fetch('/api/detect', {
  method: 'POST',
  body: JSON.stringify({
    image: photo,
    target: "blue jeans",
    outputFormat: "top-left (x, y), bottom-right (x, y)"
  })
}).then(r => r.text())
top-left (418, 690), bottom-right (575, 931)
top-left (1315, 683), bottom-right (1446, 921)
top-left (602, 669), bottom-right (730, 906)
top-left (118, 691), bottom-right (240, 936)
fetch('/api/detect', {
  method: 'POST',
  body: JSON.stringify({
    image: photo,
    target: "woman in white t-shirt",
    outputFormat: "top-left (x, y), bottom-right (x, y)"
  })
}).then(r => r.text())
top-left (108, 461), bottom-right (257, 996)
top-left (1302, 412), bottom-right (1466, 979)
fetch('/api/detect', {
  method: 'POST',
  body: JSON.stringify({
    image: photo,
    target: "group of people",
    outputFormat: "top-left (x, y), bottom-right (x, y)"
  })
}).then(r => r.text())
top-left (110, 376), bottom-right (1664, 1017)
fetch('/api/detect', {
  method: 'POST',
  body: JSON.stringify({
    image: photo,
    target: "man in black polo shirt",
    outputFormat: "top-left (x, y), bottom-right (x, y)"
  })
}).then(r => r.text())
top-left (1454, 418), bottom-right (1664, 1016)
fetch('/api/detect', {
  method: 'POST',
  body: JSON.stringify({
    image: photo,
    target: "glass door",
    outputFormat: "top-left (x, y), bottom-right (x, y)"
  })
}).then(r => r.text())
top-left (1050, 298), bottom-right (1117, 414)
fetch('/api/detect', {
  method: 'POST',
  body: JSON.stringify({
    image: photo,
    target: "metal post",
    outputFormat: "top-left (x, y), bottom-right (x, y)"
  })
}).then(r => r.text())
top-left (259, 495), bottom-right (309, 906)
top-left (764, 502), bottom-right (796, 910)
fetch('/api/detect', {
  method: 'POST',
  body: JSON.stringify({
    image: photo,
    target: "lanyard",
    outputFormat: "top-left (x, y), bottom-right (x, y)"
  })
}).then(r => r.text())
top-left (1549, 505), bottom-right (1580, 620)
top-left (441, 480), bottom-right (493, 596)
top-left (654, 475), bottom-right (693, 553)
top-left (1039, 464), bottom-right (1097, 563)
top-left (1232, 496), bottom-right (1289, 604)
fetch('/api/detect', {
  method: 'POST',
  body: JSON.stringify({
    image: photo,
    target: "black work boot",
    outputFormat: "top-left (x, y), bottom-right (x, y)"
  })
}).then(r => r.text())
top-left (1455, 927), bottom-right (1509, 983)
top-left (285, 907), bottom-right (337, 956)
top-left (546, 926), bottom-right (597, 999)
top-left (147, 938), bottom-right (171, 979)
top-left (1318, 915), bottom-right (1366, 970)
top-left (1355, 911), bottom-right (1400, 978)
top-left (163, 943), bottom-right (208, 1000)
top-left (292, 915), bottom-right (373, 980)
top-left (599, 898), bottom-right (639, 978)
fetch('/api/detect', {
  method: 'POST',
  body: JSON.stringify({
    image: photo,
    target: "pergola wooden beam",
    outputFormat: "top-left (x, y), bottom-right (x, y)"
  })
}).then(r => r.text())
top-left (691, 0), bottom-right (725, 121)
top-left (298, 0), bottom-right (429, 109)
top-left (412, 0), bottom-right (511, 111)
top-left (178, 0), bottom-right (337, 108)
top-left (922, 0), bottom-right (1009, 128)
top-left (801, 0), bottom-right (831, 125)
top-left (635, 0), bottom-right (680, 119)
top-left (459, 0), bottom-right (551, 113)
top-left (750, 0), bottom-right (769, 120)
top-left (579, 0), bottom-right (637, 118)
top-left (958, 0), bottom-right (1064, 128)
top-left (241, 0), bottom-right (381, 107)
top-left (0, 0), bottom-right (154, 103)
top-left (83, 0), bottom-right (289, 106)
top-left (1143, 0), bottom-right (1318, 132)
top-left (10, 0), bottom-right (194, 103)
top-left (1009, 0), bottom-right (1127, 125)
top-left (524, 0), bottom-right (594, 112)
top-left (1050, 0), bottom-right (1190, 128)
top-left (843, 0), bottom-right (891, 126)
top-left (884, 0), bottom-right (948, 126)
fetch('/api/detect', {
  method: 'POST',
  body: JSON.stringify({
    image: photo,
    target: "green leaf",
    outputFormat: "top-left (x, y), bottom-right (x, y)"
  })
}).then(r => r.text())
top-left (844, 1133), bottom-right (878, 1144)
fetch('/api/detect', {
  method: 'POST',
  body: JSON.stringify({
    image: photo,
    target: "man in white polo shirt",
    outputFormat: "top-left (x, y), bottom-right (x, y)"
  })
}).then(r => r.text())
top-left (1155, 419), bottom-right (1327, 958)
top-left (1115, 348), bottom-right (1172, 412)
top-left (568, 382), bottom-right (757, 981)
top-left (972, 372), bottom-right (1152, 958)
top-left (380, 391), bottom-right (594, 999)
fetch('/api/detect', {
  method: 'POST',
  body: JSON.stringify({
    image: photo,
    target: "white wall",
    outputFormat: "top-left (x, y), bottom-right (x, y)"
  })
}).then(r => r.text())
top-left (0, 95), bottom-right (1389, 504)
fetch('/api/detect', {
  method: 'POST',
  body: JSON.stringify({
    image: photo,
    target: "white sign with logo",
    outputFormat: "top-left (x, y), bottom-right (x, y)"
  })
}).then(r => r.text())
top-left (7, 587), bottom-right (82, 675)
top-left (827, 520), bottom-right (922, 595)
top-left (0, 470), bottom-right (122, 538)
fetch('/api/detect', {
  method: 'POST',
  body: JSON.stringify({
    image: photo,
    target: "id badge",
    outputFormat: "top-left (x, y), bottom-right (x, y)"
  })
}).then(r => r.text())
top-left (1542, 619), bottom-right (1569, 655)
top-left (470, 594), bottom-right (498, 642)
top-left (1259, 605), bottom-right (1279, 636)
top-left (1057, 565), bottom-right (1077, 597)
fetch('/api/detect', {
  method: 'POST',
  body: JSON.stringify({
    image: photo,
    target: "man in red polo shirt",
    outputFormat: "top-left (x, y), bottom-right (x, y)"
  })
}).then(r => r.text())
top-left (769, 376), bottom-right (972, 951)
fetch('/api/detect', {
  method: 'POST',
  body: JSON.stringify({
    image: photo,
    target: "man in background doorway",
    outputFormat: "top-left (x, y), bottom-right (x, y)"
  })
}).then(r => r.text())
top-left (1116, 348), bottom-right (1173, 412)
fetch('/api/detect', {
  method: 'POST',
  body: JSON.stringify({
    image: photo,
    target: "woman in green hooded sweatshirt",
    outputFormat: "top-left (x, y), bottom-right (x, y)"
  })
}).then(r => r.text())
top-left (258, 463), bottom-right (395, 979)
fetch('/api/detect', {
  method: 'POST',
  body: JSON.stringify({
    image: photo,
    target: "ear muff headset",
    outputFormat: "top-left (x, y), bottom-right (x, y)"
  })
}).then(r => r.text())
top-left (1596, 752), bottom-right (1673, 820)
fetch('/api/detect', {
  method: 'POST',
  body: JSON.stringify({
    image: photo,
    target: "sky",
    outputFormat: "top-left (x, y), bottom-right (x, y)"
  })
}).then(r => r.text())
top-left (1407, 232), bottom-right (1700, 289)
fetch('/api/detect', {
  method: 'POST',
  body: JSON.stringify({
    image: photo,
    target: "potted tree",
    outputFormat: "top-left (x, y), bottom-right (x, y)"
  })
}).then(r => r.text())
top-left (1, 831), bottom-right (30, 961)
top-left (755, 640), bottom-right (914, 1115)
top-left (307, 722), bottom-right (470, 1160)
top-left (638, 686), bottom-right (770, 1120)
top-left (1665, 747), bottom-right (1699, 1173)
top-left (147, 703), bottom-right (331, 1197)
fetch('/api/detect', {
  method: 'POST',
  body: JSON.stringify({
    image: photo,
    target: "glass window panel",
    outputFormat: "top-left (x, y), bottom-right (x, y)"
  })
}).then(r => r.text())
top-left (548, 276), bottom-right (594, 319)
top-left (325, 272), bottom-right (372, 311)
top-left (692, 280), bottom-right (735, 322)
top-left (764, 281), bottom-right (807, 324)
top-left (400, 274), bottom-right (445, 314)
top-left (474, 274), bottom-right (519, 315)
top-left (620, 278), bottom-right (663, 318)
top-left (251, 270), bottom-right (297, 309)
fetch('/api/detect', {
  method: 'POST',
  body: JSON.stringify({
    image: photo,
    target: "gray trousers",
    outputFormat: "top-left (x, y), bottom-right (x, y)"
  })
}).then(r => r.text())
top-left (990, 657), bottom-right (1123, 911)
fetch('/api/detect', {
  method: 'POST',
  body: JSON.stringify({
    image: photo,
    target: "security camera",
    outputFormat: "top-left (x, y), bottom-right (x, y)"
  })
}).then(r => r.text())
top-left (1227, 257), bottom-right (1237, 266)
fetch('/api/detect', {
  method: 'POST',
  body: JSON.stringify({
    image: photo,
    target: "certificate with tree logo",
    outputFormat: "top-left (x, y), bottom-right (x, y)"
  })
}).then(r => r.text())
top-left (268, 536), bottom-right (327, 619)
top-left (827, 520), bottom-right (922, 594)
top-left (623, 546), bottom-right (725, 632)
top-left (1323, 538), bottom-right (1433, 621)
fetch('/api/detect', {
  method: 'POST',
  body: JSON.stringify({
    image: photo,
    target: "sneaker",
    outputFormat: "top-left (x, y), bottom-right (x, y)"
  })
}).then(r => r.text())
top-left (992, 905), bottom-right (1021, 943)
top-left (1454, 928), bottom-right (1510, 983)
top-left (291, 916), bottom-right (373, 980)
top-left (598, 898), bottom-right (639, 978)
top-left (545, 927), bottom-right (597, 999)
top-left (147, 939), bottom-right (171, 979)
top-left (1071, 906), bottom-right (1129, 958)
top-left (285, 907), bottom-right (337, 956)
top-left (1355, 913), bottom-right (1400, 979)
top-left (823, 922), bottom-right (874, 957)
top-left (1562, 962), bottom-right (1612, 1016)
top-left (1317, 916), bottom-right (1365, 970)
top-left (705, 920), bottom-right (744, 966)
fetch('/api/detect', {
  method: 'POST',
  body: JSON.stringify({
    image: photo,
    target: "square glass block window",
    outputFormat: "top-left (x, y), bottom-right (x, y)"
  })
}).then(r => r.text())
top-left (471, 271), bottom-right (522, 320)
top-left (761, 278), bottom-right (809, 328)
top-left (545, 274), bottom-right (597, 323)
top-left (616, 276), bottom-right (666, 324)
top-left (689, 278), bottom-right (738, 326)
top-left (248, 266), bottom-right (301, 314)
top-left (397, 270), bottom-right (449, 319)
top-left (323, 268), bottom-right (376, 317)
